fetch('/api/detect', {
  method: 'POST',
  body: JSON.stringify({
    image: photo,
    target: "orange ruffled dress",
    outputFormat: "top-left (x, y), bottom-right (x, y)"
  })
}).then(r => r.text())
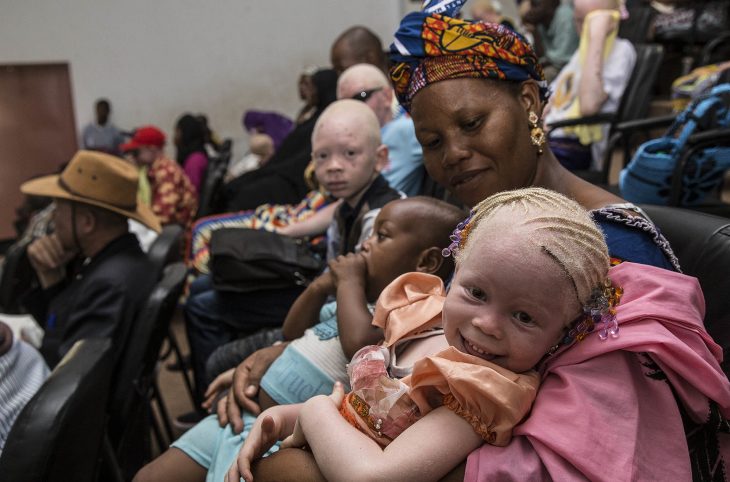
top-left (340, 272), bottom-right (540, 447)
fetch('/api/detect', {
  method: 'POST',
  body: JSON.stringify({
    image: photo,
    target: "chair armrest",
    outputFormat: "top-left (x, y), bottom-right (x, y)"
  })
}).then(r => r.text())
top-left (547, 112), bottom-right (616, 129)
top-left (688, 128), bottom-right (730, 146)
top-left (614, 114), bottom-right (676, 133)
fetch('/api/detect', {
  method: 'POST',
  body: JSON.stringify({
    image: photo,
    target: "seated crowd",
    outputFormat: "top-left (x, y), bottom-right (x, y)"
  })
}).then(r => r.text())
top-left (2, 0), bottom-right (730, 481)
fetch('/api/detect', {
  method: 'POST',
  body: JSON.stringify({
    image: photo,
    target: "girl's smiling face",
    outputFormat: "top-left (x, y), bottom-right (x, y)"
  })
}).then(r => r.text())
top-left (443, 221), bottom-right (582, 373)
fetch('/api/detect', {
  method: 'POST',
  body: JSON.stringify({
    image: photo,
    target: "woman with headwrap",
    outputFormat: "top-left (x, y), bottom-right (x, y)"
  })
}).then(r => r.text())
top-left (242, 1), bottom-right (728, 480)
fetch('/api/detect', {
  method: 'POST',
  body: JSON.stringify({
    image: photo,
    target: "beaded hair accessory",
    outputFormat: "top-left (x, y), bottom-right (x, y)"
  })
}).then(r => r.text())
top-left (442, 211), bottom-right (473, 258)
top-left (547, 280), bottom-right (623, 356)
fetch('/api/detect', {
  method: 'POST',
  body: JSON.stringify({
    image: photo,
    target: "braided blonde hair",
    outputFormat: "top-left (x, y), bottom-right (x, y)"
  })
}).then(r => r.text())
top-left (456, 188), bottom-right (610, 306)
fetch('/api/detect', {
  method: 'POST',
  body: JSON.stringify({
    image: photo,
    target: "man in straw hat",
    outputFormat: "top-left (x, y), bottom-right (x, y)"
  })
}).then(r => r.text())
top-left (20, 150), bottom-right (161, 367)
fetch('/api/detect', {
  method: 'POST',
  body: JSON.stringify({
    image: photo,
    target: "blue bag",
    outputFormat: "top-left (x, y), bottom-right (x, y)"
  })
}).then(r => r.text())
top-left (619, 83), bottom-right (730, 206)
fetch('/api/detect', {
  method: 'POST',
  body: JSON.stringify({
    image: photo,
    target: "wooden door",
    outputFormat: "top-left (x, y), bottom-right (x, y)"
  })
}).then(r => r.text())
top-left (0, 63), bottom-right (77, 240)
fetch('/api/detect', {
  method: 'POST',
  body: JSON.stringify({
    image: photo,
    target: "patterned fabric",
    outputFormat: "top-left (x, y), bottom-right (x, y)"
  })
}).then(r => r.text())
top-left (147, 156), bottom-right (198, 228)
top-left (0, 336), bottom-right (49, 454)
top-left (591, 204), bottom-right (681, 272)
top-left (389, 0), bottom-right (548, 111)
top-left (188, 190), bottom-right (331, 274)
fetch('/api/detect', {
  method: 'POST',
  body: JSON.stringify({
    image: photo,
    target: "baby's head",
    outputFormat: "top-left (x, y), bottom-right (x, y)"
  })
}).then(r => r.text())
top-left (361, 196), bottom-right (466, 303)
top-left (312, 99), bottom-right (388, 207)
top-left (444, 187), bottom-right (611, 373)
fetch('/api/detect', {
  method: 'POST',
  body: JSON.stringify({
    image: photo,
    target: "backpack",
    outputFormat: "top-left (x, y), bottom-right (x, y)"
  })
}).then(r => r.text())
top-left (619, 83), bottom-right (730, 206)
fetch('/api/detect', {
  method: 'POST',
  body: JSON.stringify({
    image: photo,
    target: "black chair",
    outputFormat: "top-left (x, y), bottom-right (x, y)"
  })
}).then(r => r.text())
top-left (548, 43), bottom-right (665, 186)
top-left (0, 241), bottom-right (33, 314)
top-left (104, 262), bottom-right (188, 478)
top-left (146, 224), bottom-right (195, 407)
top-left (196, 139), bottom-right (233, 219)
top-left (0, 338), bottom-right (114, 482)
top-left (618, 5), bottom-right (655, 44)
top-left (147, 223), bottom-right (184, 280)
top-left (641, 205), bottom-right (730, 376)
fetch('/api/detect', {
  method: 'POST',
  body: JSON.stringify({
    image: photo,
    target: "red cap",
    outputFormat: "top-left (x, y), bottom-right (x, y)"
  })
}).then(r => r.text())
top-left (120, 125), bottom-right (166, 152)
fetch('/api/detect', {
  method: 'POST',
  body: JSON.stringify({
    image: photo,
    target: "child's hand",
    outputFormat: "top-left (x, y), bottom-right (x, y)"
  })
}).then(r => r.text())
top-left (310, 270), bottom-right (336, 296)
top-left (329, 253), bottom-right (367, 286)
top-left (227, 409), bottom-right (286, 482)
top-left (280, 382), bottom-right (346, 451)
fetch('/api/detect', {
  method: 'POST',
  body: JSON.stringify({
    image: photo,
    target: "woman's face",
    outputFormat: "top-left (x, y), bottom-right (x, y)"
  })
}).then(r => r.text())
top-left (411, 78), bottom-right (540, 208)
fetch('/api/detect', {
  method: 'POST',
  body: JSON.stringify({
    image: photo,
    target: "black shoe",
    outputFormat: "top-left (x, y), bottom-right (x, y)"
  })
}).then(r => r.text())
top-left (173, 410), bottom-right (205, 431)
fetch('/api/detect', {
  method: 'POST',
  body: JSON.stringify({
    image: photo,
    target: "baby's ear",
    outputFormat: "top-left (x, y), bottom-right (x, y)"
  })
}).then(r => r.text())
top-left (374, 144), bottom-right (389, 172)
top-left (416, 246), bottom-right (444, 275)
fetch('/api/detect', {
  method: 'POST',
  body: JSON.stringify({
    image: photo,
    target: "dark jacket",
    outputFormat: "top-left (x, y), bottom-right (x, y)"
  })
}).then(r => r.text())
top-left (331, 174), bottom-right (402, 257)
top-left (25, 233), bottom-right (154, 367)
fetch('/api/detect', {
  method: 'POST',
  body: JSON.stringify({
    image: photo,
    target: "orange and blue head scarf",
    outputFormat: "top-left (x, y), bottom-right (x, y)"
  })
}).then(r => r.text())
top-left (389, 0), bottom-right (548, 111)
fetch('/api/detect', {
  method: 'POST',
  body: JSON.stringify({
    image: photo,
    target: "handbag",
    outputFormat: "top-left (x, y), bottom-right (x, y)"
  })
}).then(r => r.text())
top-left (209, 228), bottom-right (325, 293)
top-left (619, 83), bottom-right (730, 206)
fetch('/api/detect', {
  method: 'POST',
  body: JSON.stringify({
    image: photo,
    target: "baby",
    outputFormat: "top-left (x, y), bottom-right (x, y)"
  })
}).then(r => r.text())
top-left (230, 187), bottom-right (620, 481)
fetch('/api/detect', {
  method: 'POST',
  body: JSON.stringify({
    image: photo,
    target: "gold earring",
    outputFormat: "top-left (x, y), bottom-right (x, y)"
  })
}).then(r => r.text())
top-left (528, 111), bottom-right (545, 155)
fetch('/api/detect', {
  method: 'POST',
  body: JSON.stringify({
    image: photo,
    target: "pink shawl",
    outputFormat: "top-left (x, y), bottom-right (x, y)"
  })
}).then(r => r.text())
top-left (465, 262), bottom-right (730, 481)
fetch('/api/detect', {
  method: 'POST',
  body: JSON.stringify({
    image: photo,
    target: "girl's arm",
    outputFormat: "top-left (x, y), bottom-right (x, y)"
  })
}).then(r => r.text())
top-left (330, 253), bottom-right (384, 359)
top-left (281, 271), bottom-right (335, 341)
top-left (578, 11), bottom-right (617, 116)
top-left (299, 396), bottom-right (483, 482)
top-left (228, 403), bottom-right (303, 482)
top-left (277, 201), bottom-right (340, 238)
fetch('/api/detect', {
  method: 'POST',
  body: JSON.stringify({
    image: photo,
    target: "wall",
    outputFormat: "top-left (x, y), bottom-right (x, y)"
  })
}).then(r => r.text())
top-left (0, 0), bottom-right (404, 163)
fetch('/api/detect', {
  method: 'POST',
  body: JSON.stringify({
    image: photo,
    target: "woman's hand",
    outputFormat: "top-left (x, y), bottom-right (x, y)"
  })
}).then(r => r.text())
top-left (201, 367), bottom-right (234, 412)
top-left (217, 343), bottom-right (287, 432)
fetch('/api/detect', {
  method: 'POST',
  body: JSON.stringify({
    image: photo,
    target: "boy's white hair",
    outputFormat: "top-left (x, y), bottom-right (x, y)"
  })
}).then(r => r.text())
top-left (456, 187), bottom-right (610, 306)
top-left (312, 99), bottom-right (382, 146)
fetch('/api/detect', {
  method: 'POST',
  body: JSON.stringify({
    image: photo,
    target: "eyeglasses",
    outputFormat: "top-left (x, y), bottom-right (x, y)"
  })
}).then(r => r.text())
top-left (351, 87), bottom-right (383, 102)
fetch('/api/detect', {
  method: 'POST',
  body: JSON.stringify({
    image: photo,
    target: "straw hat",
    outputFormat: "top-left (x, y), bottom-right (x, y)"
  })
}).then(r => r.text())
top-left (21, 150), bottom-right (161, 233)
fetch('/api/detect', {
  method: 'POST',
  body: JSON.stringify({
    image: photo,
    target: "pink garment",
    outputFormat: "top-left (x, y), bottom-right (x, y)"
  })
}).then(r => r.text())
top-left (182, 151), bottom-right (208, 193)
top-left (465, 262), bottom-right (730, 481)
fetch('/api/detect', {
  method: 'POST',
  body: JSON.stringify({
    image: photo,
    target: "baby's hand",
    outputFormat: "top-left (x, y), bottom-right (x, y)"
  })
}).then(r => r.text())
top-left (329, 253), bottom-right (367, 286)
top-left (227, 410), bottom-right (283, 482)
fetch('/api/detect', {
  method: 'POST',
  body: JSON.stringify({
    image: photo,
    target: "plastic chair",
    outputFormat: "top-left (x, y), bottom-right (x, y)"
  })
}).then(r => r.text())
top-left (641, 204), bottom-right (730, 376)
top-left (104, 262), bottom-right (188, 478)
top-left (548, 43), bottom-right (665, 186)
top-left (0, 338), bottom-right (114, 482)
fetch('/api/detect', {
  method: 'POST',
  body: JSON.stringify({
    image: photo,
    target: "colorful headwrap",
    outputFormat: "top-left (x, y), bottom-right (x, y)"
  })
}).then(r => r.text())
top-left (389, 0), bottom-right (548, 111)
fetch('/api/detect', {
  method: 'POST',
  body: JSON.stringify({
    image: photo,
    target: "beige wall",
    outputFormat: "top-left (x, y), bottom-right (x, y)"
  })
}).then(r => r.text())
top-left (0, 0), bottom-right (403, 164)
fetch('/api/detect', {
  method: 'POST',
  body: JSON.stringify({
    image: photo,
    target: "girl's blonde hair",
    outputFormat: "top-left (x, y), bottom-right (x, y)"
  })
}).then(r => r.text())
top-left (456, 187), bottom-right (610, 306)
